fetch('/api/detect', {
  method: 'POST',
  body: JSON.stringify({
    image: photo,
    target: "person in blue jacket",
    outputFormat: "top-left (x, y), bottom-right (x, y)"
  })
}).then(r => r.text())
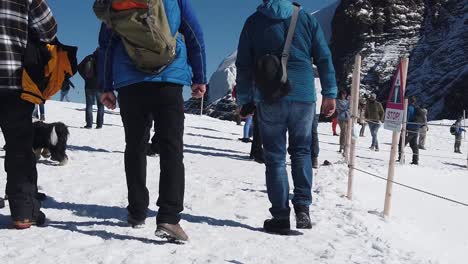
top-left (236, 0), bottom-right (337, 234)
top-left (98, 0), bottom-right (207, 241)
top-left (398, 96), bottom-right (420, 165)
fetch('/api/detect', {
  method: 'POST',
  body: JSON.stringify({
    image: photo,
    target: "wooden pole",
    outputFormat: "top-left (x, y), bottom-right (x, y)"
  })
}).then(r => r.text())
top-left (384, 57), bottom-right (409, 217)
top-left (347, 54), bottom-right (361, 200)
top-left (200, 96), bottom-right (204, 116)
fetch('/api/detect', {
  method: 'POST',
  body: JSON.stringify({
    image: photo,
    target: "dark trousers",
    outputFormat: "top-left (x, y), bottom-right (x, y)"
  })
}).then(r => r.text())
top-left (0, 92), bottom-right (40, 220)
top-left (118, 82), bottom-right (185, 224)
top-left (250, 111), bottom-right (263, 159)
top-left (85, 89), bottom-right (104, 127)
top-left (311, 114), bottom-right (319, 159)
top-left (399, 130), bottom-right (419, 163)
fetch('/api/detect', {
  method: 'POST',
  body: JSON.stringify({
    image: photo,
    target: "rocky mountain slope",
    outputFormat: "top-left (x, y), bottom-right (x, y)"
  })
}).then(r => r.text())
top-left (331, 0), bottom-right (467, 119)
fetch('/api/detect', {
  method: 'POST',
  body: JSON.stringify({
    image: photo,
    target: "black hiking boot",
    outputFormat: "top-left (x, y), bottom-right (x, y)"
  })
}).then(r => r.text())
top-left (14, 211), bottom-right (46, 229)
top-left (127, 215), bottom-right (145, 228)
top-left (155, 223), bottom-right (189, 242)
top-left (263, 218), bottom-right (291, 235)
top-left (294, 205), bottom-right (312, 229)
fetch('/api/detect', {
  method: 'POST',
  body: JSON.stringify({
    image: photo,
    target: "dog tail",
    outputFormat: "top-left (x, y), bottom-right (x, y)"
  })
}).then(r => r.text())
top-left (50, 126), bottom-right (58, 146)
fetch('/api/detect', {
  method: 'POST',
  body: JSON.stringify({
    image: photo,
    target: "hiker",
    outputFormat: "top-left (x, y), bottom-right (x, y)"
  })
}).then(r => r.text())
top-left (398, 96), bottom-right (420, 165)
top-left (311, 85), bottom-right (323, 169)
top-left (452, 117), bottom-right (465, 154)
top-left (337, 90), bottom-right (350, 153)
top-left (358, 98), bottom-right (367, 137)
top-left (97, 0), bottom-right (207, 241)
top-left (236, 0), bottom-right (337, 234)
top-left (33, 103), bottom-right (46, 121)
top-left (365, 93), bottom-right (384, 151)
top-left (331, 112), bottom-right (339, 136)
top-left (78, 49), bottom-right (104, 129)
top-left (60, 73), bottom-right (75, 102)
top-left (0, 0), bottom-right (57, 229)
top-left (239, 116), bottom-right (253, 143)
top-left (418, 107), bottom-right (428, 150)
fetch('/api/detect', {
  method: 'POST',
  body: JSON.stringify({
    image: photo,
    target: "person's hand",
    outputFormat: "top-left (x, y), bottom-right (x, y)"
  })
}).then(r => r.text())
top-left (192, 83), bottom-right (206, 99)
top-left (321, 98), bottom-right (336, 118)
top-left (101, 91), bottom-right (117, 110)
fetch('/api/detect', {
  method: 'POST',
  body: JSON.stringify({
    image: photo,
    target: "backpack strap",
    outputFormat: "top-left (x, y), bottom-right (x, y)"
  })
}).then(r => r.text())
top-left (281, 2), bottom-right (300, 84)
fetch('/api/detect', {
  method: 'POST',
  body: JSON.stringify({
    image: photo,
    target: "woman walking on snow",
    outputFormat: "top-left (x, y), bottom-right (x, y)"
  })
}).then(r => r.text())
top-left (336, 90), bottom-right (350, 153)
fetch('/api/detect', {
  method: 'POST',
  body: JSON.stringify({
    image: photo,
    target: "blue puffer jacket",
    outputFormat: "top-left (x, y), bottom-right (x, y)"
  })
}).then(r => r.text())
top-left (98, 0), bottom-right (207, 91)
top-left (235, 0), bottom-right (337, 106)
top-left (406, 105), bottom-right (419, 131)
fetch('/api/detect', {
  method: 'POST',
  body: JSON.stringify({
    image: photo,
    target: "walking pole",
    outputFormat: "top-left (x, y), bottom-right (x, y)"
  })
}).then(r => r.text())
top-left (200, 96), bottom-right (204, 116)
top-left (384, 57), bottom-right (409, 217)
top-left (347, 54), bottom-right (361, 200)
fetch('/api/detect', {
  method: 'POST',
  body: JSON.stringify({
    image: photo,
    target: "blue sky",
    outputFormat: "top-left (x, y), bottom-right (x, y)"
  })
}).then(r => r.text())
top-left (48, 0), bottom-right (336, 102)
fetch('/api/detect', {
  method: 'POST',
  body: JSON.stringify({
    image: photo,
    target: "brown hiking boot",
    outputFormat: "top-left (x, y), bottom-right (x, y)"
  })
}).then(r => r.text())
top-left (14, 211), bottom-right (46, 229)
top-left (155, 223), bottom-right (189, 242)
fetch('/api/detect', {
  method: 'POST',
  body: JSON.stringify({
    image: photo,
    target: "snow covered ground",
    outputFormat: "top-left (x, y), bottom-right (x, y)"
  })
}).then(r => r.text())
top-left (0, 101), bottom-right (467, 264)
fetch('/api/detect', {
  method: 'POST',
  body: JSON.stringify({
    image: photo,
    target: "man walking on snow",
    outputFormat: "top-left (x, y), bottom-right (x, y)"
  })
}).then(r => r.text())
top-left (236, 0), bottom-right (337, 234)
top-left (98, 0), bottom-right (206, 241)
top-left (0, 0), bottom-right (57, 229)
top-left (398, 96), bottom-right (420, 165)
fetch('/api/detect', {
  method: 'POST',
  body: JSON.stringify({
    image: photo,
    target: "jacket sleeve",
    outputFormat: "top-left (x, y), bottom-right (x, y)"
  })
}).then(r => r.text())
top-left (308, 13), bottom-right (337, 99)
top-left (235, 18), bottom-right (255, 106)
top-left (178, 0), bottom-right (207, 84)
top-left (98, 23), bottom-right (118, 92)
top-left (29, 0), bottom-right (58, 42)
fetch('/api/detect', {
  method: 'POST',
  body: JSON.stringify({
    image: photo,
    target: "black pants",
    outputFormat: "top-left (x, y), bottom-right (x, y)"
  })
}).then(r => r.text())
top-left (118, 82), bottom-right (185, 224)
top-left (399, 130), bottom-right (419, 163)
top-left (250, 111), bottom-right (264, 159)
top-left (0, 92), bottom-right (41, 220)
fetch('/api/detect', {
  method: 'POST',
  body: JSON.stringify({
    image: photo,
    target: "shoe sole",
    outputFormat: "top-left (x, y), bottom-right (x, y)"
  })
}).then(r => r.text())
top-left (264, 228), bottom-right (292, 235)
top-left (155, 228), bottom-right (188, 243)
top-left (296, 223), bottom-right (312, 229)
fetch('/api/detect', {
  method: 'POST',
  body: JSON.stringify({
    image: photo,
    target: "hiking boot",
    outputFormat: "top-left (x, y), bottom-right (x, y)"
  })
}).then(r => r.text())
top-left (14, 211), bottom-right (46, 229)
top-left (83, 125), bottom-right (92, 129)
top-left (263, 218), bottom-right (291, 235)
top-left (155, 223), bottom-right (189, 242)
top-left (96, 125), bottom-right (102, 129)
top-left (127, 215), bottom-right (145, 228)
top-left (294, 206), bottom-right (312, 229)
top-left (333, 133), bottom-right (339, 136)
top-left (239, 138), bottom-right (252, 143)
top-left (369, 145), bottom-right (375, 151)
top-left (410, 161), bottom-right (419, 165)
top-left (375, 148), bottom-right (379, 152)
top-left (312, 158), bottom-right (319, 169)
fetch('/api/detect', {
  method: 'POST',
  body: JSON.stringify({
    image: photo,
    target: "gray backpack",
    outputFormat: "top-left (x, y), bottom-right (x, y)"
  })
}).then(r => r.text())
top-left (93, 0), bottom-right (178, 73)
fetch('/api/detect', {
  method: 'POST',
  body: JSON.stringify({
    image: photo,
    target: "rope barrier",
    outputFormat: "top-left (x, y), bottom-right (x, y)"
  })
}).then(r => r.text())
top-left (353, 167), bottom-right (468, 207)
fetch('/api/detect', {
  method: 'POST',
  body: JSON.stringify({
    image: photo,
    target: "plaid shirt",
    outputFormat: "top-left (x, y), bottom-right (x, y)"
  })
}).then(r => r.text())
top-left (0, 0), bottom-right (57, 91)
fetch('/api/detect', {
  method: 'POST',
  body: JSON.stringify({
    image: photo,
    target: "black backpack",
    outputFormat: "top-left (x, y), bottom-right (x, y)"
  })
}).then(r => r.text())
top-left (254, 3), bottom-right (300, 103)
top-left (450, 123), bottom-right (457, 135)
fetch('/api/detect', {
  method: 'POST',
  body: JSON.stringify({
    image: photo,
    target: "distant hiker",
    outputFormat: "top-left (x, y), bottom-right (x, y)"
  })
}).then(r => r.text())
top-left (60, 73), bottom-right (75, 102)
top-left (337, 90), bottom-right (350, 154)
top-left (365, 93), bottom-right (384, 151)
top-left (452, 117), bottom-right (465, 154)
top-left (97, 0), bottom-right (207, 242)
top-left (0, 0), bottom-right (57, 229)
top-left (331, 112), bottom-right (339, 136)
top-left (239, 116), bottom-right (253, 142)
top-left (78, 49), bottom-right (104, 129)
top-left (311, 85), bottom-right (323, 169)
top-left (398, 96), bottom-right (420, 165)
top-left (33, 103), bottom-right (45, 121)
top-left (418, 107), bottom-right (428, 150)
top-left (358, 98), bottom-right (367, 137)
top-left (236, 0), bottom-right (337, 234)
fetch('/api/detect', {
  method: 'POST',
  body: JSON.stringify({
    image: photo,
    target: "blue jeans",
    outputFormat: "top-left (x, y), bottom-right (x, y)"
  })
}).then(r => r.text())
top-left (243, 116), bottom-right (253, 139)
top-left (257, 101), bottom-right (315, 218)
top-left (85, 89), bottom-right (104, 127)
top-left (368, 122), bottom-right (380, 148)
top-left (311, 114), bottom-right (319, 158)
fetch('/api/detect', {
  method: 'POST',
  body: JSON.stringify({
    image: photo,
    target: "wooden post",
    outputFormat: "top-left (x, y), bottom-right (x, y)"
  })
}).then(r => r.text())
top-left (347, 54), bottom-right (361, 200)
top-left (200, 96), bottom-right (204, 116)
top-left (384, 57), bottom-right (409, 217)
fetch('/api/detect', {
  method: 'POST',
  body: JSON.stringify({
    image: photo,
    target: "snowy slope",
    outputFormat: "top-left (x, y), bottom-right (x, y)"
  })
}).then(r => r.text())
top-left (0, 101), bottom-right (467, 263)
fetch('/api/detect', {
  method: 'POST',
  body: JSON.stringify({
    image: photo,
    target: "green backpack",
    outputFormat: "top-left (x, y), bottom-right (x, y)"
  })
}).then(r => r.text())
top-left (93, 0), bottom-right (178, 73)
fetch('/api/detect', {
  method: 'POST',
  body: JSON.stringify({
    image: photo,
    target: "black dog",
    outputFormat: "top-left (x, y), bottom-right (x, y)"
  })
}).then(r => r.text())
top-left (33, 121), bottom-right (69, 166)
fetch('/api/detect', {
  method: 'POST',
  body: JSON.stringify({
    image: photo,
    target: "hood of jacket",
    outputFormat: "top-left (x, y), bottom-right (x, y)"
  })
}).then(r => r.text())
top-left (257, 0), bottom-right (294, 20)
